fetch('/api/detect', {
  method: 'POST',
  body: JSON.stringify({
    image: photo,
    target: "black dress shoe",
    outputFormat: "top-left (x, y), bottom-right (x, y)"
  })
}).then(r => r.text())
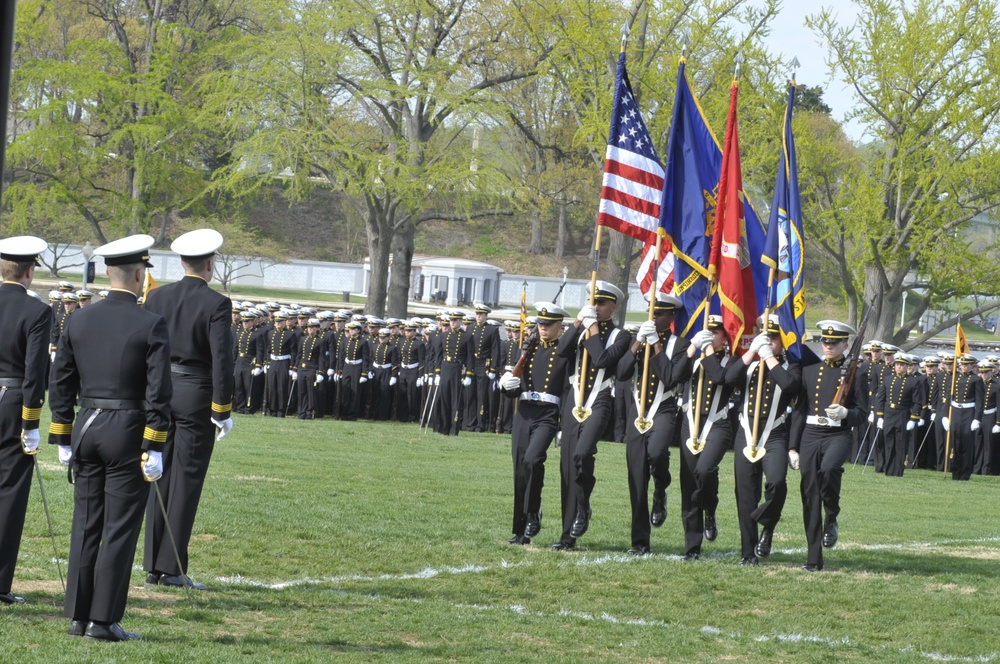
top-left (570, 507), bottom-right (591, 539)
top-left (626, 545), bottom-right (650, 556)
top-left (704, 514), bottom-right (718, 542)
top-left (84, 621), bottom-right (140, 642)
top-left (159, 574), bottom-right (207, 590)
top-left (550, 540), bottom-right (576, 551)
top-left (68, 620), bottom-right (86, 637)
top-left (682, 552), bottom-right (700, 561)
top-left (739, 556), bottom-right (759, 566)
top-left (507, 535), bottom-right (530, 545)
top-left (802, 564), bottom-right (822, 572)
top-left (822, 520), bottom-right (839, 549)
top-left (755, 528), bottom-right (773, 558)
top-left (650, 497), bottom-right (666, 528)
top-left (0, 592), bottom-right (24, 604)
top-left (525, 511), bottom-right (542, 538)
top-left (144, 572), bottom-right (161, 589)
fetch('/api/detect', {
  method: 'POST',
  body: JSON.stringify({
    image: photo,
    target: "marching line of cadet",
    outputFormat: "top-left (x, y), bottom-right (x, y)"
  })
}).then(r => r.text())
top-left (6, 230), bottom-right (999, 640)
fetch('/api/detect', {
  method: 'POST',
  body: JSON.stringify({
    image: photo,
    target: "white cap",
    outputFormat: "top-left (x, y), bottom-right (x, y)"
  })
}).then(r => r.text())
top-left (95, 234), bottom-right (155, 267)
top-left (0, 235), bottom-right (46, 264)
top-left (170, 228), bottom-right (223, 258)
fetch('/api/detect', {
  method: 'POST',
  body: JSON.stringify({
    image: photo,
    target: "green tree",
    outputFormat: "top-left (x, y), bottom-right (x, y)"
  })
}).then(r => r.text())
top-left (808, 0), bottom-right (1000, 344)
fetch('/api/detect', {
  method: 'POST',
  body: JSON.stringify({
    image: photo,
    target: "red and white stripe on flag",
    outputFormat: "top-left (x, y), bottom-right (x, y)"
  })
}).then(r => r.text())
top-left (597, 145), bottom-right (664, 245)
top-left (636, 239), bottom-right (675, 298)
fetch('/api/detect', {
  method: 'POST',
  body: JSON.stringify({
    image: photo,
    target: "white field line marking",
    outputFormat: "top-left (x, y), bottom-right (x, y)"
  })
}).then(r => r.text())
top-left (363, 596), bottom-right (998, 663)
top-left (208, 535), bottom-right (1000, 589)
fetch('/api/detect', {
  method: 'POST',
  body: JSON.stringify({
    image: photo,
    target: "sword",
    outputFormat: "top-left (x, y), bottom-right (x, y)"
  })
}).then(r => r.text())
top-left (861, 429), bottom-right (879, 475)
top-left (150, 474), bottom-right (194, 598)
top-left (31, 455), bottom-right (65, 592)
top-left (914, 421), bottom-right (934, 465)
top-left (852, 421), bottom-right (873, 466)
top-left (423, 381), bottom-right (440, 434)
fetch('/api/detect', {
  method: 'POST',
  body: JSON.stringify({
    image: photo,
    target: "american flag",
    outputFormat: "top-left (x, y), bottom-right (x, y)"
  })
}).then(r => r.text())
top-left (597, 52), bottom-right (665, 246)
top-left (636, 241), bottom-right (675, 298)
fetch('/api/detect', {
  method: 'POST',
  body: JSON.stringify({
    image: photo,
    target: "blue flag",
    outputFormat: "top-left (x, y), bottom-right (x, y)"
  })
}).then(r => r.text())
top-left (762, 83), bottom-right (815, 364)
top-left (659, 61), bottom-right (768, 336)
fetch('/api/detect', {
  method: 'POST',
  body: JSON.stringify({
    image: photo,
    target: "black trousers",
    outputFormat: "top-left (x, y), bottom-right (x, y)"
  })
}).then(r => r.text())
top-left (624, 404), bottom-right (677, 550)
top-left (0, 392), bottom-right (33, 594)
top-left (949, 411), bottom-right (976, 480)
top-left (144, 374), bottom-right (215, 577)
top-left (799, 426), bottom-right (851, 569)
top-left (397, 369), bottom-right (420, 423)
top-left (371, 370), bottom-right (394, 421)
top-left (433, 364), bottom-right (463, 435)
top-left (265, 361), bottom-right (292, 417)
top-left (297, 372), bottom-right (321, 418)
top-left (339, 366), bottom-right (364, 420)
top-left (510, 401), bottom-right (558, 536)
top-left (733, 423), bottom-right (788, 559)
top-left (65, 409), bottom-right (147, 624)
top-left (678, 416), bottom-right (732, 556)
top-left (557, 391), bottom-right (612, 543)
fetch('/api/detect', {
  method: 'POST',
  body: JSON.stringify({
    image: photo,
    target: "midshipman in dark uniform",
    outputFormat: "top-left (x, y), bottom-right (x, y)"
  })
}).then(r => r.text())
top-left (49, 234), bottom-right (172, 641)
top-left (499, 303), bottom-right (571, 545)
top-left (143, 229), bottom-right (233, 590)
top-left (0, 236), bottom-right (53, 606)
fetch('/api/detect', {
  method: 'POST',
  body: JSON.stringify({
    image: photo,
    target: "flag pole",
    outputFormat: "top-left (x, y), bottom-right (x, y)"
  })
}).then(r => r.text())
top-left (634, 233), bottom-right (662, 433)
top-left (745, 266), bottom-right (775, 462)
top-left (685, 290), bottom-right (713, 454)
top-left (944, 319), bottom-right (962, 474)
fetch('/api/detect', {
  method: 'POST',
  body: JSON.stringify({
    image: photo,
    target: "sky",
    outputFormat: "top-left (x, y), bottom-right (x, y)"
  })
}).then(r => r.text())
top-left (759, 0), bottom-right (864, 140)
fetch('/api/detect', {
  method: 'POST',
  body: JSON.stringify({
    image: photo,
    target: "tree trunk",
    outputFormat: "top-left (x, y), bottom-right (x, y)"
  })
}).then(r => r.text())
top-left (862, 263), bottom-right (899, 342)
top-left (528, 210), bottom-right (543, 254)
top-left (387, 219), bottom-right (415, 318)
top-left (555, 194), bottom-right (567, 259)
top-left (364, 200), bottom-right (393, 318)
top-left (605, 230), bottom-right (634, 326)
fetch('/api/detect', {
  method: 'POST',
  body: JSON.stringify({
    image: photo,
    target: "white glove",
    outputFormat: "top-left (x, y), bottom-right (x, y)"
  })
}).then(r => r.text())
top-left (462, 376), bottom-right (473, 387)
top-left (58, 445), bottom-right (73, 466)
top-left (487, 372), bottom-right (496, 380)
top-left (504, 365), bottom-right (513, 372)
top-left (416, 376), bottom-right (423, 387)
top-left (942, 416), bottom-right (950, 432)
top-left (334, 372), bottom-right (341, 382)
top-left (389, 376), bottom-right (397, 386)
top-left (264, 364), bottom-right (270, 373)
top-left (930, 413), bottom-right (936, 422)
top-left (876, 417), bottom-right (884, 430)
top-left (637, 320), bottom-right (657, 341)
top-left (749, 333), bottom-right (769, 355)
top-left (213, 417), bottom-right (234, 441)
top-left (290, 370), bottom-right (298, 381)
top-left (327, 368), bottom-right (335, 377)
top-left (868, 411), bottom-right (875, 423)
top-left (315, 373), bottom-right (325, 383)
top-left (906, 420), bottom-right (916, 431)
top-left (825, 404), bottom-right (848, 421)
top-left (918, 419), bottom-right (925, 427)
top-left (368, 371), bottom-right (374, 380)
top-left (252, 367), bottom-right (263, 377)
top-left (434, 375), bottom-right (440, 386)
top-left (21, 429), bottom-right (40, 455)
top-left (360, 375), bottom-right (368, 384)
top-left (51, 350), bottom-right (56, 362)
top-left (499, 372), bottom-right (521, 391)
top-left (992, 424), bottom-right (1000, 434)
top-left (691, 329), bottom-right (713, 351)
top-left (577, 305), bottom-right (597, 323)
top-left (971, 419), bottom-right (980, 431)
top-left (142, 450), bottom-right (163, 481)
top-left (758, 343), bottom-right (775, 361)
top-left (788, 449), bottom-right (800, 470)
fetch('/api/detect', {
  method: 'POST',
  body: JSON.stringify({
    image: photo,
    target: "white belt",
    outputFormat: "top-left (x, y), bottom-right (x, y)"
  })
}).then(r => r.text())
top-left (344, 359), bottom-right (363, 365)
top-left (270, 354), bottom-right (292, 361)
top-left (402, 362), bottom-right (420, 369)
top-left (373, 363), bottom-right (393, 369)
top-left (806, 415), bottom-right (842, 427)
top-left (951, 401), bottom-right (976, 409)
top-left (520, 391), bottom-right (560, 406)
top-left (984, 407), bottom-right (997, 415)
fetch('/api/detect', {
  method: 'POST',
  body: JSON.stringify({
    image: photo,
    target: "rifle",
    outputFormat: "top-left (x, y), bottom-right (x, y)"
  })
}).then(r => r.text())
top-left (832, 303), bottom-right (874, 408)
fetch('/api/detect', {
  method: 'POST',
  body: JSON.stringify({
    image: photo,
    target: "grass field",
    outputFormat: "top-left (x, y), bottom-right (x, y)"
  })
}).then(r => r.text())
top-left (3, 414), bottom-right (1000, 662)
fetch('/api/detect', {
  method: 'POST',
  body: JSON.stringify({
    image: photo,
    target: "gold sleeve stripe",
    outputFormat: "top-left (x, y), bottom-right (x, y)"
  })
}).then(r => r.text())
top-left (50, 422), bottom-right (73, 435)
top-left (143, 427), bottom-right (168, 443)
top-left (22, 406), bottom-right (42, 421)
top-left (211, 402), bottom-right (232, 413)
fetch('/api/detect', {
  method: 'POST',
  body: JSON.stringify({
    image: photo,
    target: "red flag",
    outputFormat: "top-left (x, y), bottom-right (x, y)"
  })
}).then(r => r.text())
top-left (708, 82), bottom-right (758, 356)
